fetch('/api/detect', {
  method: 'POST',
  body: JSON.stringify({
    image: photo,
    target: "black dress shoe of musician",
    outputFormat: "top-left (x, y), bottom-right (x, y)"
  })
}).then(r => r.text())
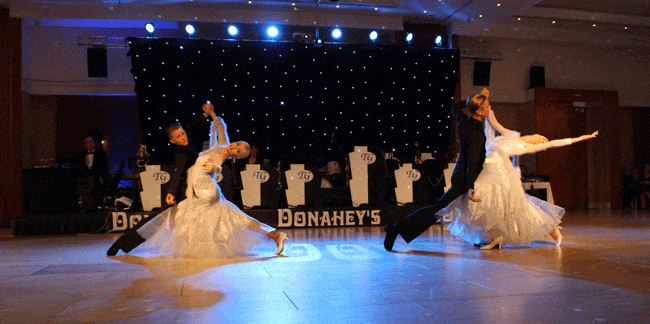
top-left (383, 224), bottom-right (398, 251)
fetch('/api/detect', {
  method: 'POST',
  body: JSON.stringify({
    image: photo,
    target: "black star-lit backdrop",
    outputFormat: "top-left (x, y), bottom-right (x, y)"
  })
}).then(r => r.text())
top-left (127, 37), bottom-right (459, 165)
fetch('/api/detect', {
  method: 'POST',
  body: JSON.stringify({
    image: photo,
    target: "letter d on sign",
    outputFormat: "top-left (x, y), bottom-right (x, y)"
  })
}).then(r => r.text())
top-left (278, 209), bottom-right (293, 228)
top-left (112, 212), bottom-right (128, 231)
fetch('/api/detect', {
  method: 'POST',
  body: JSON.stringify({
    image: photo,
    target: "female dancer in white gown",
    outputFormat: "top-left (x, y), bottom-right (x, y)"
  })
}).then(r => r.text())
top-left (136, 104), bottom-right (288, 258)
top-left (437, 91), bottom-right (597, 250)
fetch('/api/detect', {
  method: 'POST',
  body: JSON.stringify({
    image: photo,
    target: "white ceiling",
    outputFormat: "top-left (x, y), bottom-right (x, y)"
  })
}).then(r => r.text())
top-left (2, 0), bottom-right (650, 47)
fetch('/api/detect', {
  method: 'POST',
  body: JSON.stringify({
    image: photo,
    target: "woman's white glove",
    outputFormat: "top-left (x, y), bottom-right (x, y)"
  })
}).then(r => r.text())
top-left (202, 161), bottom-right (222, 174)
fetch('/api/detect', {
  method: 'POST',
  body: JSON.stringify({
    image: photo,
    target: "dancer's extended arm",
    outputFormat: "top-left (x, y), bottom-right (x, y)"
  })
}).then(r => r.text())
top-left (519, 131), bottom-right (599, 155)
top-left (202, 103), bottom-right (229, 148)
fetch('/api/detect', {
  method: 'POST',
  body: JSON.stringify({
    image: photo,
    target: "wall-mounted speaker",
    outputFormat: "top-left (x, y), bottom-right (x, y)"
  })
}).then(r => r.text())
top-left (87, 47), bottom-right (107, 78)
top-left (473, 61), bottom-right (491, 86)
top-left (529, 66), bottom-right (545, 89)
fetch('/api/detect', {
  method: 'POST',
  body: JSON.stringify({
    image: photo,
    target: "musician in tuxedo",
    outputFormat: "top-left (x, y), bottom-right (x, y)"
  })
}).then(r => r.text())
top-left (383, 90), bottom-right (491, 250)
top-left (77, 136), bottom-right (108, 176)
top-left (77, 136), bottom-right (109, 210)
top-left (48, 135), bottom-right (108, 210)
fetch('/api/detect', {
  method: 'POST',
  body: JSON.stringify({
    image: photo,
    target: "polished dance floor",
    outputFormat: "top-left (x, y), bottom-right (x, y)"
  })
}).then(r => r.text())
top-left (2, 210), bottom-right (650, 323)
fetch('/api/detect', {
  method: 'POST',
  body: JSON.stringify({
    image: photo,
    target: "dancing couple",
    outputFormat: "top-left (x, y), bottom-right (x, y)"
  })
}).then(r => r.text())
top-left (107, 102), bottom-right (287, 258)
top-left (384, 88), bottom-right (597, 250)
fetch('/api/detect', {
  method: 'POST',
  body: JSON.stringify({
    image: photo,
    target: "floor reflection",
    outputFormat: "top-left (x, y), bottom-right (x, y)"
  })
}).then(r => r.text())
top-left (1, 210), bottom-right (649, 323)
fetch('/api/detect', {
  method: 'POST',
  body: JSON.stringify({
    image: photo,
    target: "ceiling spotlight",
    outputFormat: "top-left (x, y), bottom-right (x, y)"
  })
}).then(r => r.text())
top-left (434, 35), bottom-right (443, 47)
top-left (369, 31), bottom-right (378, 41)
top-left (266, 26), bottom-right (280, 38)
top-left (405, 32), bottom-right (413, 43)
top-left (185, 24), bottom-right (195, 36)
top-left (331, 28), bottom-right (342, 39)
top-left (145, 23), bottom-right (155, 34)
top-left (227, 25), bottom-right (239, 37)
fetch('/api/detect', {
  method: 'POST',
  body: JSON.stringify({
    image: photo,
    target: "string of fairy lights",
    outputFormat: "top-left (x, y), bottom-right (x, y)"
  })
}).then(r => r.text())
top-left (128, 37), bottom-right (459, 165)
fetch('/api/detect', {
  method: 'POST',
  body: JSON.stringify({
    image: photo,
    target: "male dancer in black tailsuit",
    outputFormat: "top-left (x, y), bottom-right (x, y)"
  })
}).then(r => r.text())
top-left (107, 103), bottom-right (213, 256)
top-left (383, 89), bottom-right (491, 251)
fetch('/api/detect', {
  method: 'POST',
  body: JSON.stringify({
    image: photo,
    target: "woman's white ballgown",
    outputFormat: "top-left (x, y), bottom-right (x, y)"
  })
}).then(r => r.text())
top-left (136, 118), bottom-right (275, 258)
top-left (437, 111), bottom-right (566, 246)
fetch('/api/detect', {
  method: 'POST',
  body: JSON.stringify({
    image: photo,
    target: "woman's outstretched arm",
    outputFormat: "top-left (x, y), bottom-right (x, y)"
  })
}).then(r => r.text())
top-left (203, 102), bottom-right (229, 147)
top-left (521, 131), bottom-right (599, 155)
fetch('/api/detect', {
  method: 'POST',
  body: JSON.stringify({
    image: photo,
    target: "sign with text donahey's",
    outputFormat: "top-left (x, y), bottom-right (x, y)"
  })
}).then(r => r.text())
top-left (277, 208), bottom-right (381, 228)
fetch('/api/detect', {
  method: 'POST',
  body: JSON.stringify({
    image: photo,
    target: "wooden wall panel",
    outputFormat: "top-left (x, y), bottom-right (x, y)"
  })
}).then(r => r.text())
top-left (0, 11), bottom-right (22, 226)
top-left (533, 88), bottom-right (621, 210)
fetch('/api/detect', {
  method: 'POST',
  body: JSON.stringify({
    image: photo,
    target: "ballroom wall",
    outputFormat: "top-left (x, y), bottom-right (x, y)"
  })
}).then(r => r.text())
top-left (16, 19), bottom-right (650, 211)
top-left (20, 19), bottom-right (650, 107)
top-left (457, 36), bottom-right (650, 107)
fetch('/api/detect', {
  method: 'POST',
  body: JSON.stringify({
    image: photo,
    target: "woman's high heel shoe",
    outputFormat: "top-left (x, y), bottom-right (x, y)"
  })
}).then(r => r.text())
top-left (275, 232), bottom-right (288, 255)
top-left (480, 236), bottom-right (504, 250)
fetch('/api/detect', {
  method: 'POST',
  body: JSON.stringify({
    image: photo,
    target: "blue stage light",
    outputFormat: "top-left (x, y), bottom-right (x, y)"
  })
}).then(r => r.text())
top-left (185, 24), bottom-right (195, 36)
top-left (266, 26), bottom-right (280, 38)
top-left (435, 35), bottom-right (443, 46)
top-left (227, 25), bottom-right (239, 37)
top-left (331, 28), bottom-right (342, 39)
top-left (369, 31), bottom-right (378, 41)
top-left (145, 23), bottom-right (155, 34)
top-left (405, 32), bottom-right (413, 43)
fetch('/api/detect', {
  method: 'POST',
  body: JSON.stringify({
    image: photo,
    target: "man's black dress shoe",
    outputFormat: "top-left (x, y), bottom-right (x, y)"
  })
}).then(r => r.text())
top-left (106, 236), bottom-right (125, 256)
top-left (383, 224), bottom-right (398, 251)
top-left (106, 232), bottom-right (146, 256)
